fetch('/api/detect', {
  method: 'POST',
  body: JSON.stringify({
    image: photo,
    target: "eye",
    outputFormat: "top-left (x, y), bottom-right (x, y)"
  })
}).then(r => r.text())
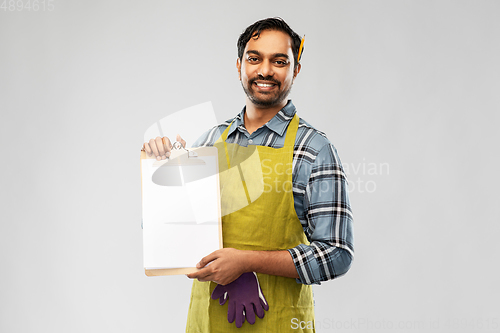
top-left (247, 56), bottom-right (259, 63)
top-left (275, 60), bottom-right (288, 66)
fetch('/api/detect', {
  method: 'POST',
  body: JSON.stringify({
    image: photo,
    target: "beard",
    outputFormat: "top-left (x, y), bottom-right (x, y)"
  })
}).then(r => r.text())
top-left (241, 76), bottom-right (292, 108)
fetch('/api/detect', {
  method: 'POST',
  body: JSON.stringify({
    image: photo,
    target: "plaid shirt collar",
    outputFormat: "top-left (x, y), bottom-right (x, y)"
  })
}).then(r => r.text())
top-left (225, 100), bottom-right (297, 138)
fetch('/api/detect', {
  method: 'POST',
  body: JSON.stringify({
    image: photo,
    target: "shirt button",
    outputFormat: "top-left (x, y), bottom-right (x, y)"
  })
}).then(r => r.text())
top-left (248, 139), bottom-right (253, 144)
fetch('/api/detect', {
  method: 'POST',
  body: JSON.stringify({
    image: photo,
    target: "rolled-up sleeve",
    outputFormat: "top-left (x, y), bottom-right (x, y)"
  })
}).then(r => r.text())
top-left (288, 143), bottom-right (354, 285)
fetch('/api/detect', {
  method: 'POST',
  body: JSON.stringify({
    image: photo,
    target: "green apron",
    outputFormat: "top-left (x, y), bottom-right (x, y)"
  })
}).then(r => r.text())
top-left (186, 114), bottom-right (315, 332)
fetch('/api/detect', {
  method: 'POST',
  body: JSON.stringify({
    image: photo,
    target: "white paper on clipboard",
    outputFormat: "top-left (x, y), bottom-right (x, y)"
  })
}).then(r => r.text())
top-left (141, 146), bottom-right (222, 273)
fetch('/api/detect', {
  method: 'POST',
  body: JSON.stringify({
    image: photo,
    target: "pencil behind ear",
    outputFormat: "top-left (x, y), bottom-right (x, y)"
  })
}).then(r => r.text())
top-left (297, 35), bottom-right (305, 63)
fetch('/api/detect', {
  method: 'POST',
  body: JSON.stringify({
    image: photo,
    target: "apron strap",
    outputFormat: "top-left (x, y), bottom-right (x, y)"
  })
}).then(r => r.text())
top-left (283, 114), bottom-right (299, 148)
top-left (220, 121), bottom-right (234, 169)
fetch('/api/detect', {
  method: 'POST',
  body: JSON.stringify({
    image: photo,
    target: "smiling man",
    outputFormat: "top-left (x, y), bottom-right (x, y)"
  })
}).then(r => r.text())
top-left (143, 17), bottom-right (353, 333)
top-left (239, 29), bottom-right (296, 109)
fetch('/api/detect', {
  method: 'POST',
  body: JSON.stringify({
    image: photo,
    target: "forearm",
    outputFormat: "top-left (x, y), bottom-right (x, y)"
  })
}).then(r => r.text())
top-left (289, 243), bottom-right (353, 285)
top-left (243, 250), bottom-right (299, 279)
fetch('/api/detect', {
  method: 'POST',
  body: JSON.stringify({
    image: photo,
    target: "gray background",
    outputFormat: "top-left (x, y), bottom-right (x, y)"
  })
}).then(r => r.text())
top-left (1, 0), bottom-right (499, 332)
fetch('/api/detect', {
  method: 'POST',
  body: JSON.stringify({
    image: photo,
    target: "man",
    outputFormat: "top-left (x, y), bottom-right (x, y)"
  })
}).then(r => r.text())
top-left (143, 18), bottom-right (353, 332)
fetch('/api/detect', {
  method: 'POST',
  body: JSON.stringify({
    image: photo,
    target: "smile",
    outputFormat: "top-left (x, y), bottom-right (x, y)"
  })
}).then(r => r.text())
top-left (255, 82), bottom-right (275, 87)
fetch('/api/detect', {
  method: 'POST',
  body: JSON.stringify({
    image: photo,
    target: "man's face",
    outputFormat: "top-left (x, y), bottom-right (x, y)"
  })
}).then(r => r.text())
top-left (237, 29), bottom-right (300, 108)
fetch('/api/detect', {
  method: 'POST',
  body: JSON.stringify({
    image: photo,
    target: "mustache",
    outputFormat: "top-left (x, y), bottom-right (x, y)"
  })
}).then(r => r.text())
top-left (249, 75), bottom-right (281, 87)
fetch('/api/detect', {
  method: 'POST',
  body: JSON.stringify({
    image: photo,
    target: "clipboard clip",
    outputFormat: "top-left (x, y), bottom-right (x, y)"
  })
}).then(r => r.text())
top-left (172, 141), bottom-right (197, 158)
top-left (151, 144), bottom-right (209, 185)
top-left (152, 142), bottom-right (205, 167)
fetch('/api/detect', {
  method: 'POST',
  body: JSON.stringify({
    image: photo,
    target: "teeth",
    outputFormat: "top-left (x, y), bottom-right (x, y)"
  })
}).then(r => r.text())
top-left (256, 83), bottom-right (274, 87)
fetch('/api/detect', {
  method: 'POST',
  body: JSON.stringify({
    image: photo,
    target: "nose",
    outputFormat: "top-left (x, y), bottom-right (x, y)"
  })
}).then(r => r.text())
top-left (257, 59), bottom-right (274, 78)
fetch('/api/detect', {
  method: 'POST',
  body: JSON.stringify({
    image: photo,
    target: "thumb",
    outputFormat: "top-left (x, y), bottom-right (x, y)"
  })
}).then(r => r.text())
top-left (211, 285), bottom-right (226, 300)
top-left (176, 134), bottom-right (186, 148)
top-left (197, 251), bottom-right (217, 268)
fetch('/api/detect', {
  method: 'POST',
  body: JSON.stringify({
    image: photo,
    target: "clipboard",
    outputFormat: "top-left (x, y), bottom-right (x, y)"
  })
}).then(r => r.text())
top-left (140, 144), bottom-right (223, 276)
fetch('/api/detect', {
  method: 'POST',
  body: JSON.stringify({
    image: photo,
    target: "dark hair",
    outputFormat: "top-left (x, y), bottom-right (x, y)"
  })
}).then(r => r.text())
top-left (237, 17), bottom-right (303, 69)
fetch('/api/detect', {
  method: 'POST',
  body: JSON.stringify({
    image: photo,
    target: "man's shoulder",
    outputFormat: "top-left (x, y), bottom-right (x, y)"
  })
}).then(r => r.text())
top-left (295, 116), bottom-right (345, 167)
top-left (296, 116), bottom-right (334, 151)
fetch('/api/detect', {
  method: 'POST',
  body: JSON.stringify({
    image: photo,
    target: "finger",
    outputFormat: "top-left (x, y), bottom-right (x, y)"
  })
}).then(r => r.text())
top-left (143, 142), bottom-right (153, 156)
top-left (149, 138), bottom-right (161, 160)
top-left (227, 301), bottom-right (236, 323)
top-left (260, 296), bottom-right (269, 311)
top-left (176, 134), bottom-right (186, 148)
top-left (186, 268), bottom-right (205, 279)
top-left (187, 268), bottom-right (211, 281)
top-left (255, 301), bottom-right (265, 319)
top-left (236, 304), bottom-right (245, 328)
top-left (219, 292), bottom-right (228, 306)
top-left (155, 137), bottom-right (169, 160)
top-left (196, 251), bottom-right (219, 268)
top-left (246, 304), bottom-right (256, 325)
top-left (256, 274), bottom-right (269, 311)
top-left (211, 285), bottom-right (225, 300)
top-left (162, 137), bottom-right (172, 158)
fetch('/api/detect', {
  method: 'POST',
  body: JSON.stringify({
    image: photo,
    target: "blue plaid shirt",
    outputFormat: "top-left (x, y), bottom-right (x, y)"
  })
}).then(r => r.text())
top-left (192, 100), bottom-right (354, 285)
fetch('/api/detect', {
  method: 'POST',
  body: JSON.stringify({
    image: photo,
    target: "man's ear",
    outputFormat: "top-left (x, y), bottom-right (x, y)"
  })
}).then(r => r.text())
top-left (236, 58), bottom-right (241, 80)
top-left (293, 63), bottom-right (302, 81)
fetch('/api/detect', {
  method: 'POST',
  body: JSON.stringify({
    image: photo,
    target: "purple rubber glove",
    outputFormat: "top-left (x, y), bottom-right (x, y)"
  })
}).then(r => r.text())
top-left (211, 272), bottom-right (269, 328)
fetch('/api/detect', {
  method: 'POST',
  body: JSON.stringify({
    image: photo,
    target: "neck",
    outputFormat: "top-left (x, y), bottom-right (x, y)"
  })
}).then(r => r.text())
top-left (244, 99), bottom-right (287, 135)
